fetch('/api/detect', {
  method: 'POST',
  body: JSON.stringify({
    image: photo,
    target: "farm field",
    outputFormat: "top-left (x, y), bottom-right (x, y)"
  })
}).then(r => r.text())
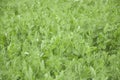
top-left (0, 0), bottom-right (120, 80)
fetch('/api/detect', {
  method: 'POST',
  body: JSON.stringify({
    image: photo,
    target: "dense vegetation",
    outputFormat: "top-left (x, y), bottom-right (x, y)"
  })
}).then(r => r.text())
top-left (0, 0), bottom-right (120, 80)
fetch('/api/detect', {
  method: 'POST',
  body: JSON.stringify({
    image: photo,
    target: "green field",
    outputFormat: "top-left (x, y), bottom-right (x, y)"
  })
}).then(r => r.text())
top-left (0, 0), bottom-right (120, 80)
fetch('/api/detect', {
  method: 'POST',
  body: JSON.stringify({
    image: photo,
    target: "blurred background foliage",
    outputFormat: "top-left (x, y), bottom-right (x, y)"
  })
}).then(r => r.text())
top-left (0, 0), bottom-right (120, 80)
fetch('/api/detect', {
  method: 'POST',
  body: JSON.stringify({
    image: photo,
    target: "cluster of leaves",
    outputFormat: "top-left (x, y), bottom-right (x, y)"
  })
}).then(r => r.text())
top-left (0, 0), bottom-right (120, 80)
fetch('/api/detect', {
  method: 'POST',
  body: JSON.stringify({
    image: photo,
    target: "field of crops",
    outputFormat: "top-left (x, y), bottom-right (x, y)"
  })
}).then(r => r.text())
top-left (0, 0), bottom-right (120, 80)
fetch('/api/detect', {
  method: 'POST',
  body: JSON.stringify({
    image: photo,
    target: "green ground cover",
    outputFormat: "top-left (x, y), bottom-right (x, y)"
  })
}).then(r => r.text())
top-left (0, 0), bottom-right (120, 80)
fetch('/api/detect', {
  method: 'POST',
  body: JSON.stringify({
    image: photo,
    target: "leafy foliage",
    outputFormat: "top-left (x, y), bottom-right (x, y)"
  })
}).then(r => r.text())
top-left (0, 0), bottom-right (120, 80)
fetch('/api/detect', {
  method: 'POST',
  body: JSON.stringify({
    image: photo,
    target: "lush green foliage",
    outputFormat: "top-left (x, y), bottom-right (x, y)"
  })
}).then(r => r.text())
top-left (0, 0), bottom-right (120, 80)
